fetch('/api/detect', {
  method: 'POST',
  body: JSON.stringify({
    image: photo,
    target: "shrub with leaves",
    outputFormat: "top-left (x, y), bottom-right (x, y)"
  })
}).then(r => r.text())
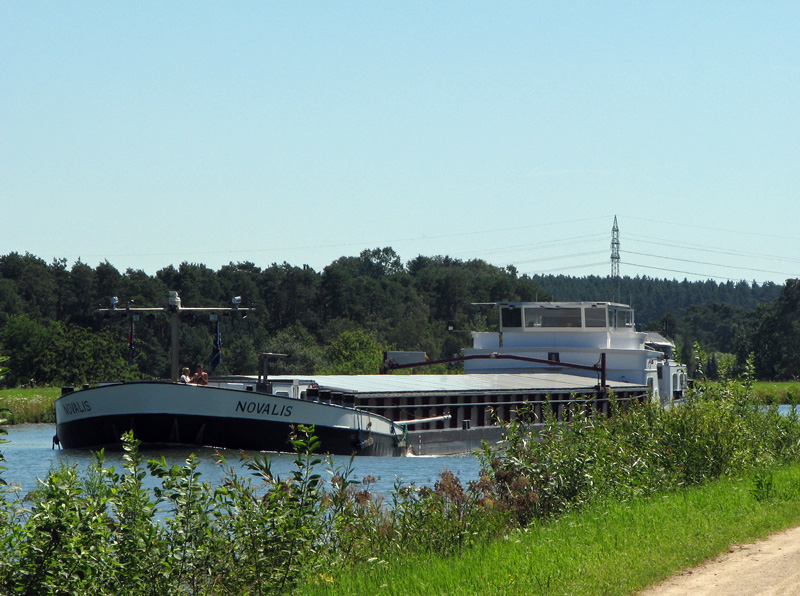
top-left (212, 426), bottom-right (327, 595)
top-left (478, 377), bottom-right (800, 528)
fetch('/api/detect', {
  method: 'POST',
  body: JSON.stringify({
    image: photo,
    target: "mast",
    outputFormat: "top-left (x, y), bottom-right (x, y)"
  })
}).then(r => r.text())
top-left (102, 291), bottom-right (250, 379)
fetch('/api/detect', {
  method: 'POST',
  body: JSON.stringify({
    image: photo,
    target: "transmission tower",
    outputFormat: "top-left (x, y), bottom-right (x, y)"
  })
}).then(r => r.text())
top-left (610, 215), bottom-right (620, 278)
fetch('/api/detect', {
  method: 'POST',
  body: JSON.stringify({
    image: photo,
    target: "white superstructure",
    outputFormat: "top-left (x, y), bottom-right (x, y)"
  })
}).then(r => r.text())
top-left (463, 302), bottom-right (687, 403)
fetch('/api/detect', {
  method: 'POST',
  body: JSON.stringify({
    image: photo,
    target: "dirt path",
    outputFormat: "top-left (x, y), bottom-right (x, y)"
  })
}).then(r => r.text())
top-left (637, 525), bottom-right (800, 595)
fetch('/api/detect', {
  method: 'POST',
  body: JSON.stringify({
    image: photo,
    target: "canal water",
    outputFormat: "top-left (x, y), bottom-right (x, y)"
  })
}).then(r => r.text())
top-left (4, 407), bottom-right (796, 499)
top-left (0, 424), bottom-right (483, 499)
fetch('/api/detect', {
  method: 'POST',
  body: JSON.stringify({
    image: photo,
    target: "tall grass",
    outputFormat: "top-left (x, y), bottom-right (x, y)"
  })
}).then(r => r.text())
top-left (301, 377), bottom-right (800, 595)
top-left (752, 380), bottom-right (800, 405)
top-left (0, 387), bottom-right (60, 424)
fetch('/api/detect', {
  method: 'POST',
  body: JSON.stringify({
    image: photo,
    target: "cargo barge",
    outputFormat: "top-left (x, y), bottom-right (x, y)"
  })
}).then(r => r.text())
top-left (54, 300), bottom-right (685, 456)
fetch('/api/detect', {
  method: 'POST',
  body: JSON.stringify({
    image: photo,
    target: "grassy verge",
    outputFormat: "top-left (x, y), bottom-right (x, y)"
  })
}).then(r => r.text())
top-left (752, 381), bottom-right (800, 405)
top-left (300, 463), bottom-right (800, 596)
top-left (0, 387), bottom-right (60, 423)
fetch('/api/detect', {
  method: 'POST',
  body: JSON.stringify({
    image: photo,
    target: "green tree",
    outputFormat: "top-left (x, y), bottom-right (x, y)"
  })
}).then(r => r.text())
top-left (261, 263), bottom-right (321, 333)
top-left (262, 324), bottom-right (324, 375)
top-left (0, 252), bottom-right (59, 320)
top-left (0, 249), bottom-right (785, 382)
top-left (750, 279), bottom-right (800, 380)
top-left (0, 315), bottom-right (135, 387)
top-left (0, 278), bottom-right (25, 326)
top-left (358, 247), bottom-right (405, 277)
top-left (321, 330), bottom-right (386, 375)
top-left (94, 260), bottom-right (123, 309)
top-left (119, 268), bottom-right (170, 313)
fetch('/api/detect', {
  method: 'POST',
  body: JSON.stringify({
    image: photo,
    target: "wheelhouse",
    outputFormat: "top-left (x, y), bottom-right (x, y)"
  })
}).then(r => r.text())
top-left (498, 302), bottom-right (634, 332)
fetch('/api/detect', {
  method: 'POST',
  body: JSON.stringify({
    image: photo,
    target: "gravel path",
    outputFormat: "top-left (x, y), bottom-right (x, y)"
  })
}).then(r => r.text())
top-left (637, 526), bottom-right (800, 595)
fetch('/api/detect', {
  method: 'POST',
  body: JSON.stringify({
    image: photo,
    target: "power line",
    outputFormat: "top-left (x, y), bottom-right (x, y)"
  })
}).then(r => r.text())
top-left (28, 212), bottom-right (796, 284)
top-left (625, 233), bottom-right (800, 265)
top-left (68, 216), bottom-right (615, 262)
top-left (625, 250), bottom-right (799, 278)
top-left (624, 216), bottom-right (800, 243)
top-left (528, 261), bottom-right (610, 275)
top-left (623, 261), bottom-right (787, 283)
top-left (512, 250), bottom-right (609, 266)
top-left (454, 233), bottom-right (608, 256)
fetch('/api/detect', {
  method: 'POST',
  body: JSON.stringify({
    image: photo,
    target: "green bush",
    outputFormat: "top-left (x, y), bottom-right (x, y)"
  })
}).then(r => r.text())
top-left (478, 380), bottom-right (800, 528)
top-left (0, 426), bottom-right (506, 595)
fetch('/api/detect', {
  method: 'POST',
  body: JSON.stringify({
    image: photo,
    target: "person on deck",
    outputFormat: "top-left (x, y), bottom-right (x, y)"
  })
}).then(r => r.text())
top-left (179, 367), bottom-right (192, 383)
top-left (191, 364), bottom-right (209, 385)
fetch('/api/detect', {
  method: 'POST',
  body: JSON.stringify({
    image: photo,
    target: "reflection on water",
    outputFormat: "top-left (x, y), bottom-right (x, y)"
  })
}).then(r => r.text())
top-left (1, 424), bottom-right (483, 499)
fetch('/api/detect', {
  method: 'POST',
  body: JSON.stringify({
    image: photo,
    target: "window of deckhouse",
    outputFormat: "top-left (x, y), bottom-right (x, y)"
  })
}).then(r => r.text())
top-left (584, 306), bottom-right (607, 328)
top-left (524, 308), bottom-right (542, 327)
top-left (619, 309), bottom-right (634, 328)
top-left (524, 307), bottom-right (581, 328)
top-left (502, 307), bottom-right (522, 329)
top-left (609, 308), bottom-right (634, 329)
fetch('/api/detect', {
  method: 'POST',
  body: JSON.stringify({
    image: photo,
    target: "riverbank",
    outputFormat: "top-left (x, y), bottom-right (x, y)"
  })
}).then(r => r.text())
top-left (298, 463), bottom-right (800, 596)
top-left (753, 380), bottom-right (800, 405)
top-left (0, 387), bottom-right (59, 424)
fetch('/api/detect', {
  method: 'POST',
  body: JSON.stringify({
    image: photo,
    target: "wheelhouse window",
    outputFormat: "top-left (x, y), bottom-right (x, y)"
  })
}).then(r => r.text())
top-left (584, 306), bottom-right (607, 328)
top-left (524, 308), bottom-right (542, 327)
top-left (609, 307), bottom-right (634, 329)
top-left (501, 307), bottom-right (522, 329)
top-left (524, 307), bottom-right (581, 328)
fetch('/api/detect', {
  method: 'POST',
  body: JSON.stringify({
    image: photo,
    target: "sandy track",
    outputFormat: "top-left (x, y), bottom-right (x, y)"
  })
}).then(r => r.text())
top-left (637, 525), bottom-right (800, 595)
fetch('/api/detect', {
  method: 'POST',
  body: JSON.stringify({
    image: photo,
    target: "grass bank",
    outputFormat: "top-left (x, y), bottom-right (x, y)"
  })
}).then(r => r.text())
top-left (0, 387), bottom-right (59, 423)
top-left (300, 463), bottom-right (800, 596)
top-left (752, 381), bottom-right (800, 405)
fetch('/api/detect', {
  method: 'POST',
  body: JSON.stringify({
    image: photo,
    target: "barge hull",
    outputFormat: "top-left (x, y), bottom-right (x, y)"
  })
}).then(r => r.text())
top-left (56, 413), bottom-right (401, 456)
top-left (55, 381), bottom-right (402, 456)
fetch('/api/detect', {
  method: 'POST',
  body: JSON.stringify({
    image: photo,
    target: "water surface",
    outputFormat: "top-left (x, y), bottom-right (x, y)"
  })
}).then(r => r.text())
top-left (1, 424), bottom-right (483, 498)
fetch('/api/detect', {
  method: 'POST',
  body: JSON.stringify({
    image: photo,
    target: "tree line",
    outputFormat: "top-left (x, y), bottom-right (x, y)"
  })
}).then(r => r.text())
top-left (0, 249), bottom-right (796, 386)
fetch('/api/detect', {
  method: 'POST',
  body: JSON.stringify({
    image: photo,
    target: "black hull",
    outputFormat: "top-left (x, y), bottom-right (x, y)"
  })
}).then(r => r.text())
top-left (56, 413), bottom-right (403, 457)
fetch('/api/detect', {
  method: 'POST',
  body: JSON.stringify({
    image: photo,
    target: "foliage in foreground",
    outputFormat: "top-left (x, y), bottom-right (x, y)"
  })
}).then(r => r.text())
top-left (479, 377), bottom-right (800, 526)
top-left (0, 427), bottom-right (507, 596)
top-left (0, 353), bottom-right (8, 486)
top-left (1, 377), bottom-right (800, 594)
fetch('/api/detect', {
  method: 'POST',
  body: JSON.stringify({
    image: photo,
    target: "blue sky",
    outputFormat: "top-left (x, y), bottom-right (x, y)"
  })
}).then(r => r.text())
top-left (3, 2), bottom-right (799, 285)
